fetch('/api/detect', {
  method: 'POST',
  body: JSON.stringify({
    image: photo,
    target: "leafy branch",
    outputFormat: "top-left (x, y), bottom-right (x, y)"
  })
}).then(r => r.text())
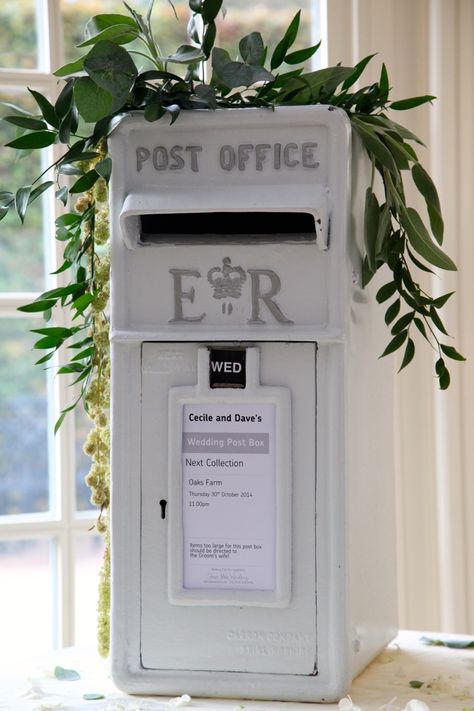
top-left (0, 1), bottom-right (464, 423)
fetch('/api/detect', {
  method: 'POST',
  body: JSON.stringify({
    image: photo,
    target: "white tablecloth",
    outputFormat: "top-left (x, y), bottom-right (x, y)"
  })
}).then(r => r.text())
top-left (2, 632), bottom-right (473, 710)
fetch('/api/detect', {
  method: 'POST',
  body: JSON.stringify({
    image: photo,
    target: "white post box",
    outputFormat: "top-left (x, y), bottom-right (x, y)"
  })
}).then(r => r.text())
top-left (109, 105), bottom-right (397, 702)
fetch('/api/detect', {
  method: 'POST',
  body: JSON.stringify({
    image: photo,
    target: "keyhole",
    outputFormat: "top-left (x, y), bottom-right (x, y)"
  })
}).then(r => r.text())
top-left (159, 499), bottom-right (167, 519)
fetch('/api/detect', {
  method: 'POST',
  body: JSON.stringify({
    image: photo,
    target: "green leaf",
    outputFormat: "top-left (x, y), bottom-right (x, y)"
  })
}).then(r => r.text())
top-left (364, 188), bottom-right (379, 272)
top-left (399, 338), bottom-right (415, 372)
top-left (440, 344), bottom-right (466, 361)
top-left (18, 298), bottom-right (57, 313)
top-left (28, 89), bottom-right (59, 128)
top-left (284, 42), bottom-right (321, 65)
top-left (70, 170), bottom-right (100, 194)
top-left (95, 157), bottom-right (112, 182)
top-left (341, 54), bottom-right (376, 91)
top-left (58, 363), bottom-right (85, 374)
top-left (432, 291), bottom-right (454, 308)
top-left (414, 317), bottom-right (429, 342)
top-left (84, 40), bottom-right (138, 110)
top-left (15, 185), bottom-right (32, 223)
top-left (83, 693), bottom-right (105, 701)
top-left (34, 335), bottom-right (63, 350)
top-left (202, 20), bottom-right (216, 58)
top-left (390, 95), bottom-right (436, 110)
top-left (380, 329), bottom-right (408, 357)
top-left (31, 326), bottom-right (74, 338)
top-left (144, 101), bottom-right (166, 122)
top-left (239, 32), bottom-right (265, 66)
top-left (409, 680), bottom-right (424, 689)
top-left (412, 162), bottom-right (444, 244)
top-left (391, 311), bottom-right (414, 335)
top-left (78, 23), bottom-right (138, 48)
top-left (73, 292), bottom-right (96, 316)
top-left (29, 180), bottom-right (54, 206)
top-left (6, 130), bottom-right (57, 149)
top-left (430, 305), bottom-right (449, 336)
top-left (2, 115), bottom-right (47, 130)
top-left (164, 103), bottom-right (181, 124)
top-left (376, 281), bottom-right (397, 303)
top-left (202, 0), bottom-right (223, 23)
top-left (420, 636), bottom-right (474, 649)
top-left (352, 120), bottom-right (398, 175)
top-left (399, 205), bottom-right (456, 271)
top-left (56, 186), bottom-right (69, 205)
top-left (225, 63), bottom-right (273, 88)
top-left (74, 76), bottom-right (114, 123)
top-left (163, 44), bottom-right (205, 64)
top-left (54, 56), bottom-right (86, 77)
top-left (271, 11), bottom-right (300, 70)
top-left (379, 63), bottom-right (389, 102)
top-left (194, 83), bottom-right (217, 109)
top-left (439, 366), bottom-right (451, 390)
top-left (385, 298), bottom-right (401, 325)
top-left (305, 66), bottom-right (354, 99)
top-left (72, 346), bottom-right (95, 361)
top-left (376, 203), bottom-right (391, 254)
top-left (55, 80), bottom-right (74, 119)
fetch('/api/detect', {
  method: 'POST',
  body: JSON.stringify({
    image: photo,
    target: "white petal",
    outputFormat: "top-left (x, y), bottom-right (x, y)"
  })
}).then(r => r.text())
top-left (403, 701), bottom-right (431, 711)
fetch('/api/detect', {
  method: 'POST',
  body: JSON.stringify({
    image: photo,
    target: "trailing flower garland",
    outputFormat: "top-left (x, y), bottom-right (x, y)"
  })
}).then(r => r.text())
top-left (0, 0), bottom-right (465, 654)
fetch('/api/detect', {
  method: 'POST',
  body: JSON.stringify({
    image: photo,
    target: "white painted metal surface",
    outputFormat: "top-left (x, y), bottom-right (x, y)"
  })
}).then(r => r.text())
top-left (109, 106), bottom-right (397, 702)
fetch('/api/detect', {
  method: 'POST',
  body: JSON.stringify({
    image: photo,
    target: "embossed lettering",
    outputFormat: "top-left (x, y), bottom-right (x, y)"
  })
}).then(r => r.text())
top-left (238, 144), bottom-right (254, 170)
top-left (136, 146), bottom-right (150, 172)
top-left (153, 146), bottom-right (168, 171)
top-left (220, 145), bottom-right (235, 171)
top-left (247, 269), bottom-right (293, 325)
top-left (170, 145), bottom-right (185, 170)
top-left (283, 142), bottom-right (299, 168)
top-left (169, 269), bottom-right (205, 323)
top-left (185, 145), bottom-right (202, 172)
top-left (302, 142), bottom-right (319, 168)
top-left (255, 144), bottom-right (271, 171)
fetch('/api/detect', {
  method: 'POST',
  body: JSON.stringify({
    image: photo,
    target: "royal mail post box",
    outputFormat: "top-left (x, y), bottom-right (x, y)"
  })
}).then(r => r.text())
top-left (109, 106), bottom-right (397, 702)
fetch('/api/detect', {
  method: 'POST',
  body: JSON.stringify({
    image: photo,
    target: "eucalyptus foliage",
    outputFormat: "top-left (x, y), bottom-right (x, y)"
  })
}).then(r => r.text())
top-left (0, 0), bottom-right (464, 425)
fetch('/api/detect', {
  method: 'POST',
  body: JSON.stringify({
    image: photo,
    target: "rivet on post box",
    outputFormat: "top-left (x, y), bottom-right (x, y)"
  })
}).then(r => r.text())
top-left (109, 106), bottom-right (397, 702)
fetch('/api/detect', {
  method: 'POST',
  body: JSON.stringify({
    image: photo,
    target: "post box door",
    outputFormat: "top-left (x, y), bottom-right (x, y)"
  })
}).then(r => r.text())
top-left (140, 341), bottom-right (317, 675)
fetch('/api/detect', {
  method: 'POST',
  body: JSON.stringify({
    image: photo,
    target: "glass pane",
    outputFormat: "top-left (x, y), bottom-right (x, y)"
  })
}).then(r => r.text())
top-left (75, 533), bottom-right (105, 646)
top-left (75, 405), bottom-right (97, 511)
top-left (0, 319), bottom-right (49, 516)
top-left (0, 539), bottom-right (53, 660)
top-left (0, 1), bottom-right (39, 70)
top-left (0, 90), bottom-right (47, 292)
top-left (216, 1), bottom-right (314, 60)
top-left (61, 0), bottom-right (189, 66)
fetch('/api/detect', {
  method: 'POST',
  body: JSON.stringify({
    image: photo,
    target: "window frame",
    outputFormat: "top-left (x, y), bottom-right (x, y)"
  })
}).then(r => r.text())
top-left (0, 0), bottom-right (97, 650)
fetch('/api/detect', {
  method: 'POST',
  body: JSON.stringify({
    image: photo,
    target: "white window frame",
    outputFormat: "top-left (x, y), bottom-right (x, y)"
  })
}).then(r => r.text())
top-left (0, 0), bottom-right (97, 650)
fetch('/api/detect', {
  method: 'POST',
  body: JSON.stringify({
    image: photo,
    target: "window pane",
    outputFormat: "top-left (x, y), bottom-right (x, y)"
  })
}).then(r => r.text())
top-left (0, 1), bottom-right (39, 70)
top-left (216, 1), bottom-right (314, 59)
top-left (0, 91), bottom-right (47, 292)
top-left (75, 533), bottom-right (104, 646)
top-left (0, 319), bottom-right (49, 516)
top-left (0, 539), bottom-right (53, 660)
top-left (61, 0), bottom-right (189, 66)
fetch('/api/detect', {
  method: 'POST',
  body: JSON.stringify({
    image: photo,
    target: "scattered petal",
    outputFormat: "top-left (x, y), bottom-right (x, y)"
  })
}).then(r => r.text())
top-left (19, 678), bottom-right (46, 699)
top-left (403, 701), bottom-right (431, 711)
top-left (338, 696), bottom-right (361, 711)
top-left (33, 697), bottom-right (64, 710)
top-left (54, 665), bottom-right (81, 681)
top-left (168, 694), bottom-right (192, 707)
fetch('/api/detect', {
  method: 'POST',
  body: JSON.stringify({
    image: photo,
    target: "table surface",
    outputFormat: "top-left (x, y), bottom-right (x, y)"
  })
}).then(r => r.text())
top-left (2, 631), bottom-right (473, 711)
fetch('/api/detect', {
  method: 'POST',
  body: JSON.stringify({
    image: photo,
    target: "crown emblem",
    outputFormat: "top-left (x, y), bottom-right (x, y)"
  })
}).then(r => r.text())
top-left (207, 257), bottom-right (247, 300)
